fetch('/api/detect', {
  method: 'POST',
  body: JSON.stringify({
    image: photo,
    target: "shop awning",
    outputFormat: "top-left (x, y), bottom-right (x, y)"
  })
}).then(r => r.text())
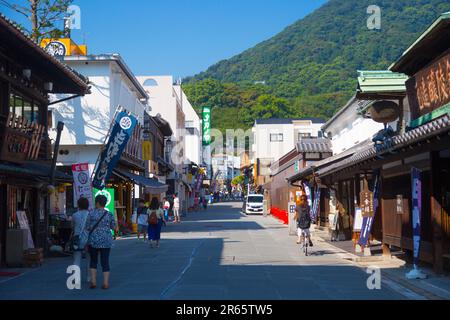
top-left (317, 114), bottom-right (450, 178)
top-left (113, 169), bottom-right (168, 193)
top-left (0, 161), bottom-right (73, 182)
top-left (287, 140), bottom-right (372, 183)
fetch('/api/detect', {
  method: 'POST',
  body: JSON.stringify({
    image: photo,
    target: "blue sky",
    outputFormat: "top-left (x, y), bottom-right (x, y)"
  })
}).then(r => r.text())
top-left (1, 0), bottom-right (327, 78)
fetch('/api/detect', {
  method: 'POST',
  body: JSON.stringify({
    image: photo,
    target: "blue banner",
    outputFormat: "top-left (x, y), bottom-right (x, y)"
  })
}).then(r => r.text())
top-left (311, 187), bottom-right (321, 222)
top-left (411, 167), bottom-right (422, 264)
top-left (93, 111), bottom-right (137, 190)
top-left (358, 171), bottom-right (381, 247)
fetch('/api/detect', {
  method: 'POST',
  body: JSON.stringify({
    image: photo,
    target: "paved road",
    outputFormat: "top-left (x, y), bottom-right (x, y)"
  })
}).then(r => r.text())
top-left (0, 202), bottom-right (405, 300)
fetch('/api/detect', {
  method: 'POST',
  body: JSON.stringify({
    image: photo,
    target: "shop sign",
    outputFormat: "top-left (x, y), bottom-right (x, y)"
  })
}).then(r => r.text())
top-left (0, 127), bottom-right (30, 163)
top-left (360, 190), bottom-right (374, 218)
top-left (72, 163), bottom-right (94, 209)
top-left (93, 111), bottom-right (137, 189)
top-left (93, 188), bottom-right (115, 215)
top-left (353, 207), bottom-right (363, 232)
top-left (410, 52), bottom-right (450, 119)
top-left (202, 106), bottom-right (212, 146)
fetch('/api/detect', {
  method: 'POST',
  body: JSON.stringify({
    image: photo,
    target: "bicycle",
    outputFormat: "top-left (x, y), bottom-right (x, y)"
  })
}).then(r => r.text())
top-left (299, 230), bottom-right (309, 256)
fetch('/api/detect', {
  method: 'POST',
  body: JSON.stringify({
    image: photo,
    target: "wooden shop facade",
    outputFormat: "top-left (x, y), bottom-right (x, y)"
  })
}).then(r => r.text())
top-left (0, 14), bottom-right (89, 266)
top-left (288, 12), bottom-right (450, 272)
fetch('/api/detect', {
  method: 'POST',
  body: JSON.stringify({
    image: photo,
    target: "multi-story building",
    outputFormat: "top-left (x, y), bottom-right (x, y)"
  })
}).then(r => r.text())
top-left (251, 118), bottom-right (325, 186)
top-left (138, 76), bottom-right (202, 212)
top-left (49, 52), bottom-right (165, 223)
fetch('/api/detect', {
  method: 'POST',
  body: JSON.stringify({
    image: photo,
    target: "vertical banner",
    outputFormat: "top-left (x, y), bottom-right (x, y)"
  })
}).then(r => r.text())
top-left (311, 187), bottom-right (321, 222)
top-left (202, 106), bottom-right (212, 146)
top-left (358, 171), bottom-right (381, 247)
top-left (93, 111), bottom-right (137, 189)
top-left (72, 163), bottom-right (93, 209)
top-left (302, 182), bottom-right (312, 207)
top-left (411, 167), bottom-right (422, 264)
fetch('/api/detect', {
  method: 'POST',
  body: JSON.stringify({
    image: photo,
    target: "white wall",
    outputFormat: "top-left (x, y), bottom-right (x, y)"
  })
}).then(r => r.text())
top-left (50, 59), bottom-right (147, 168)
top-left (254, 123), bottom-right (295, 162)
top-left (324, 106), bottom-right (384, 154)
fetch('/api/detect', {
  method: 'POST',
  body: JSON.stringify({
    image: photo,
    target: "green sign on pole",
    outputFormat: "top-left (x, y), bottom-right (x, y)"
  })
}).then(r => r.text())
top-left (93, 188), bottom-right (115, 214)
top-left (93, 188), bottom-right (116, 236)
top-left (202, 106), bottom-right (212, 146)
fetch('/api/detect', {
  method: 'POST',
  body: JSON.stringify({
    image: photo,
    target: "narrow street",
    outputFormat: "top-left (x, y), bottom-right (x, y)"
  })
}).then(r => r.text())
top-left (0, 203), bottom-right (405, 300)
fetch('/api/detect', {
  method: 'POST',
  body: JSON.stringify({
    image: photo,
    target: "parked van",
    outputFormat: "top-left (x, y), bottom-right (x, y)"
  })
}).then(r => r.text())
top-left (243, 194), bottom-right (264, 215)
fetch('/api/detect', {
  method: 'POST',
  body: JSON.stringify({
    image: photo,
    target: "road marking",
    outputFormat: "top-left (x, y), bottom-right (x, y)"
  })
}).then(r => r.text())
top-left (159, 240), bottom-right (204, 300)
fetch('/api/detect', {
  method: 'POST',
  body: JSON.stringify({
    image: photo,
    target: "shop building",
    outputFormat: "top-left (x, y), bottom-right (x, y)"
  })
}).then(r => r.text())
top-left (0, 15), bottom-right (89, 266)
top-left (49, 53), bottom-right (163, 225)
top-left (288, 12), bottom-right (450, 272)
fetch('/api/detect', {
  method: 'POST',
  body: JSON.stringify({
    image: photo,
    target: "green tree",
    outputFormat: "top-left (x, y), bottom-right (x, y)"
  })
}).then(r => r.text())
top-left (1, 0), bottom-right (74, 42)
top-left (231, 175), bottom-right (245, 186)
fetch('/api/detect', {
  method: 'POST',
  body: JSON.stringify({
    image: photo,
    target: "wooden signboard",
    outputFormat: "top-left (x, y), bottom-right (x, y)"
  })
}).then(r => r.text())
top-left (360, 190), bottom-right (374, 218)
top-left (408, 51), bottom-right (450, 120)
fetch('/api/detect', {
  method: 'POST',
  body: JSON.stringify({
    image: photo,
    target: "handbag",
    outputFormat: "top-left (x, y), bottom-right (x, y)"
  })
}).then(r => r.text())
top-left (69, 212), bottom-right (89, 252)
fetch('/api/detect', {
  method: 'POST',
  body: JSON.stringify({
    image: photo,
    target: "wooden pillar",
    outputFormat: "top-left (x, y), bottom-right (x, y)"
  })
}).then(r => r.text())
top-left (430, 151), bottom-right (444, 273)
top-left (380, 174), bottom-right (391, 257)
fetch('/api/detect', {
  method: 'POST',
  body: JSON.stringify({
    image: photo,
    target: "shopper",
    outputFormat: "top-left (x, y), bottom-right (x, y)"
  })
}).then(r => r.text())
top-left (163, 197), bottom-right (170, 221)
top-left (87, 195), bottom-right (117, 290)
top-left (295, 195), bottom-right (313, 247)
top-left (173, 193), bottom-right (180, 223)
top-left (135, 199), bottom-right (149, 241)
top-left (147, 197), bottom-right (165, 248)
top-left (71, 197), bottom-right (90, 282)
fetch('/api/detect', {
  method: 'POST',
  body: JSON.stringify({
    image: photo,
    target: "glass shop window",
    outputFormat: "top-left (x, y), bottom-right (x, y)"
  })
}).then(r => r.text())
top-left (9, 92), bottom-right (41, 123)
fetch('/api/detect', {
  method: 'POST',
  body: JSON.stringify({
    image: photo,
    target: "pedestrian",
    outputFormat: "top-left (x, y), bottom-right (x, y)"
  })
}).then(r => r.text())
top-left (135, 199), bottom-right (149, 242)
top-left (147, 197), bottom-right (165, 248)
top-left (87, 195), bottom-right (117, 290)
top-left (173, 193), bottom-right (180, 223)
top-left (71, 197), bottom-right (90, 283)
top-left (163, 197), bottom-right (170, 221)
top-left (202, 196), bottom-right (207, 210)
top-left (295, 195), bottom-right (313, 247)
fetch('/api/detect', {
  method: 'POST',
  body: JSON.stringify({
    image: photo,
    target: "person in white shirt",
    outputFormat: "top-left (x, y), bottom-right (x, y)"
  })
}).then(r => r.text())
top-left (163, 197), bottom-right (170, 221)
top-left (173, 193), bottom-right (180, 223)
top-left (135, 199), bottom-right (149, 241)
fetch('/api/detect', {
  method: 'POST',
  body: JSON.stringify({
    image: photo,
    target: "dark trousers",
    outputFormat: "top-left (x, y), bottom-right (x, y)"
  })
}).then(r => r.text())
top-left (89, 247), bottom-right (111, 272)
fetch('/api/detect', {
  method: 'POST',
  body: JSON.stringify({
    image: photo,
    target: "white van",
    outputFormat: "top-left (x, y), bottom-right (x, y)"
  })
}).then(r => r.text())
top-left (243, 194), bottom-right (264, 215)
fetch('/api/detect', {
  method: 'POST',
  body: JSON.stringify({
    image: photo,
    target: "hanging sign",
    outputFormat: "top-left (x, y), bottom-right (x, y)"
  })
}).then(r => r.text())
top-left (93, 111), bottom-right (137, 189)
top-left (72, 163), bottom-right (94, 209)
top-left (311, 187), bottom-right (321, 222)
top-left (411, 167), bottom-right (422, 264)
top-left (360, 190), bottom-right (374, 218)
top-left (202, 106), bottom-right (212, 146)
top-left (17, 211), bottom-right (34, 249)
top-left (358, 173), bottom-right (381, 247)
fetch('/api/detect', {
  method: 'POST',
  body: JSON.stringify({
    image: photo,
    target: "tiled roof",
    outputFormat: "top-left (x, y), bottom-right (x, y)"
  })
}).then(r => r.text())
top-left (287, 139), bottom-right (373, 182)
top-left (318, 114), bottom-right (450, 177)
top-left (296, 138), bottom-right (332, 153)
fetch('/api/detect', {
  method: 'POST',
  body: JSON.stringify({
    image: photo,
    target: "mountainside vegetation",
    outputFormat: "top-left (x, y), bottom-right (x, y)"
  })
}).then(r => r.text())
top-left (183, 0), bottom-right (450, 133)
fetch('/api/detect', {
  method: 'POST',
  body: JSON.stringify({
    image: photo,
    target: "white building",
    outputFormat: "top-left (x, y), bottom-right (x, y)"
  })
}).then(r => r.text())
top-left (50, 54), bottom-right (148, 167)
top-left (251, 118), bottom-right (325, 185)
top-left (49, 53), bottom-right (157, 217)
top-left (322, 96), bottom-right (385, 154)
top-left (137, 75), bottom-right (202, 211)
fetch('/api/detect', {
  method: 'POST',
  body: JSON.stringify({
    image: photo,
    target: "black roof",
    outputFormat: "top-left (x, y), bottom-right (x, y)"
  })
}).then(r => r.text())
top-left (255, 118), bottom-right (325, 125)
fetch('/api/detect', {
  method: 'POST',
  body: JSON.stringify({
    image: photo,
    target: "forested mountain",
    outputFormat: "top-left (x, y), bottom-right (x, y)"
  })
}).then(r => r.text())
top-left (183, 0), bottom-right (450, 133)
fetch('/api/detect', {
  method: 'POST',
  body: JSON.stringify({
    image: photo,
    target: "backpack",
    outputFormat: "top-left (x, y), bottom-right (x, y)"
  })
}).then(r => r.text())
top-left (148, 211), bottom-right (158, 225)
top-left (297, 207), bottom-right (312, 229)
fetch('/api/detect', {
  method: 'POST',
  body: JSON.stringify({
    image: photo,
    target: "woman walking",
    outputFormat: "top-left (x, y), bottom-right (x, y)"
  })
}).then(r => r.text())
top-left (87, 195), bottom-right (117, 289)
top-left (71, 197), bottom-right (90, 282)
top-left (147, 197), bottom-right (165, 248)
top-left (163, 197), bottom-right (170, 221)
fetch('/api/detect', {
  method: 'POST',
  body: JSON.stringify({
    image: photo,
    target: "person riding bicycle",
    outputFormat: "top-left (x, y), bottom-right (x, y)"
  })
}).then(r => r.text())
top-left (295, 195), bottom-right (313, 247)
